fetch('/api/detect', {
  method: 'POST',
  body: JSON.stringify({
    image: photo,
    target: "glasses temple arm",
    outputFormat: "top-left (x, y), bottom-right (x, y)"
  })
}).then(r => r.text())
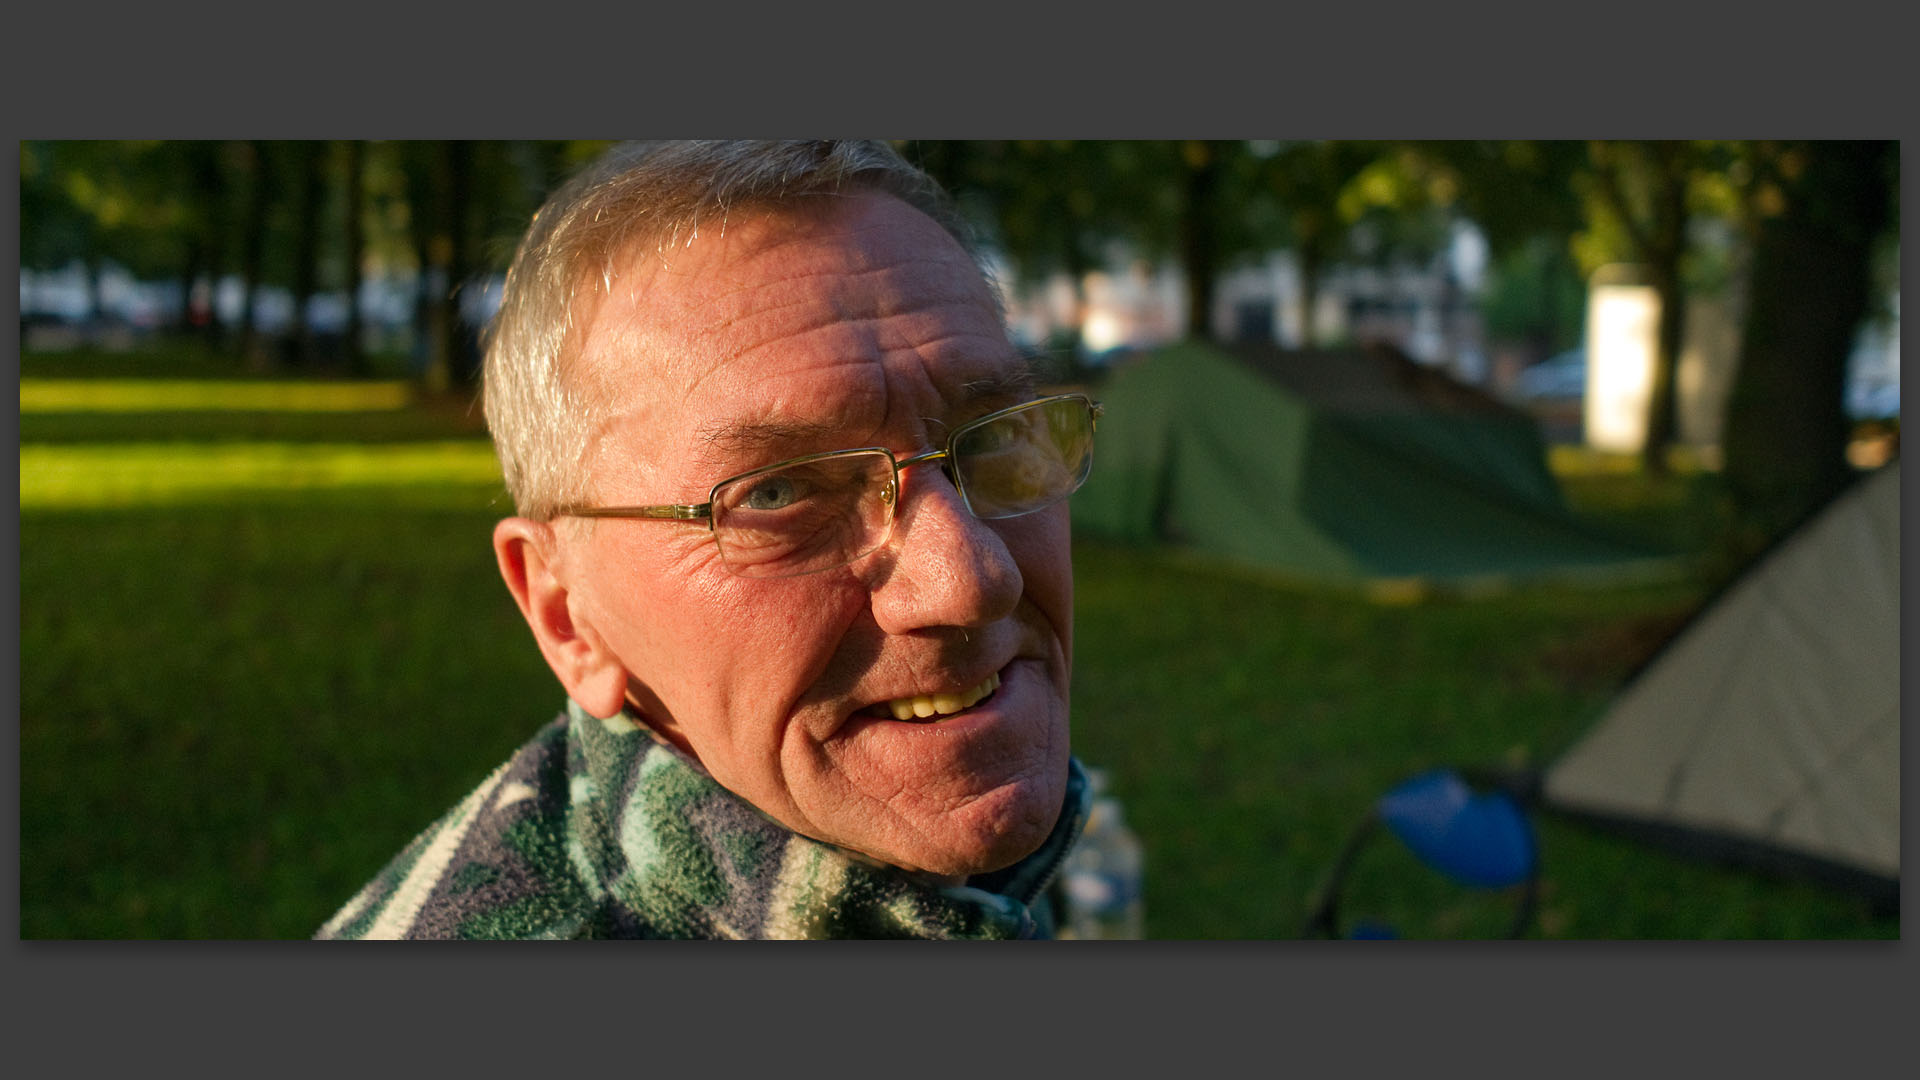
top-left (557, 503), bottom-right (713, 521)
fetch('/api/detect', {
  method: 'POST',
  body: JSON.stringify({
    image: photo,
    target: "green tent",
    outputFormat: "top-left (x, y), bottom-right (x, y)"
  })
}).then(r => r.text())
top-left (1071, 341), bottom-right (1665, 585)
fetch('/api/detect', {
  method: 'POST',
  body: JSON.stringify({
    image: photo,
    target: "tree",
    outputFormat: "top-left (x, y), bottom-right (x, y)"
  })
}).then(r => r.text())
top-left (1174, 140), bottom-right (1225, 341)
top-left (1119, 140), bottom-right (1273, 345)
top-left (1579, 140), bottom-right (1696, 477)
top-left (235, 141), bottom-right (275, 366)
top-left (1422, 142), bottom-right (1776, 474)
top-left (404, 140), bottom-right (474, 393)
top-left (912, 141), bottom-right (1230, 346)
top-left (286, 140), bottom-right (327, 368)
top-left (180, 141), bottom-right (229, 349)
top-left (1721, 140), bottom-right (1896, 547)
top-left (1415, 141), bottom-right (1589, 361)
top-left (910, 140), bottom-right (1134, 369)
top-left (20, 142), bottom-right (102, 276)
top-left (1474, 236), bottom-right (1587, 360)
top-left (1250, 141), bottom-right (1382, 346)
top-left (342, 140), bottom-right (368, 374)
top-left (20, 141), bottom-right (199, 325)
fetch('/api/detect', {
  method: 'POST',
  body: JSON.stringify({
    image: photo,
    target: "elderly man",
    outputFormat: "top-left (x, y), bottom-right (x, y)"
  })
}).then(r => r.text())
top-left (318, 141), bottom-right (1102, 939)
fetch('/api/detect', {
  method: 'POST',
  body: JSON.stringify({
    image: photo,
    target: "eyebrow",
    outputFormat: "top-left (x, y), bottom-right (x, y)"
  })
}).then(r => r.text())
top-left (696, 414), bottom-right (849, 455)
top-left (697, 363), bottom-right (1040, 457)
top-left (961, 365), bottom-right (1038, 403)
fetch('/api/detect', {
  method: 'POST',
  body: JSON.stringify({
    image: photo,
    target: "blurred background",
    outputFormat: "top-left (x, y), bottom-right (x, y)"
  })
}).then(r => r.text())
top-left (18, 140), bottom-right (1900, 939)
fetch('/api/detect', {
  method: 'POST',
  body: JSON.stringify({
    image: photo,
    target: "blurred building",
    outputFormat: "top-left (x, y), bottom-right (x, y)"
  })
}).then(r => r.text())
top-left (1003, 223), bottom-right (1493, 386)
top-left (1002, 236), bottom-right (1897, 460)
top-left (21, 259), bottom-right (508, 364)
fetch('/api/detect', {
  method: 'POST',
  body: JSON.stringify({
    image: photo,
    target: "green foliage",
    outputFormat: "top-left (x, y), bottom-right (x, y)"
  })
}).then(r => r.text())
top-left (20, 140), bottom-right (606, 318)
top-left (913, 141), bottom-right (1204, 275)
top-left (21, 142), bottom-right (99, 269)
top-left (22, 141), bottom-right (197, 277)
top-left (1477, 236), bottom-right (1587, 353)
top-left (913, 140), bottom-right (1335, 293)
top-left (1414, 141), bottom-right (1587, 255)
top-left (1567, 140), bottom-right (1752, 291)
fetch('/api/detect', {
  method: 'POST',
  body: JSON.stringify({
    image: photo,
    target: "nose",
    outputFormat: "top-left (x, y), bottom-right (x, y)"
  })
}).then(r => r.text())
top-left (865, 460), bottom-right (1023, 636)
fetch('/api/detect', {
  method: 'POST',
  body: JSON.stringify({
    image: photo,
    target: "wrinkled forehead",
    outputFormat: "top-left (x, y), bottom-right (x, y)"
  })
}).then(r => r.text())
top-left (589, 196), bottom-right (1002, 383)
top-left (565, 191), bottom-right (1016, 479)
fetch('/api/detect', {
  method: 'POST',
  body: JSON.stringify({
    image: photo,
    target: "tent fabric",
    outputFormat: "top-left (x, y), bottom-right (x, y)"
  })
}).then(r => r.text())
top-left (1542, 462), bottom-right (1900, 884)
top-left (1071, 341), bottom-right (1662, 584)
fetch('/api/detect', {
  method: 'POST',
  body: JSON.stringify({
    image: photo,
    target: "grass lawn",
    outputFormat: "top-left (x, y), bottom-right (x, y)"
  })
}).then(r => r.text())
top-left (17, 348), bottom-right (1898, 939)
top-left (1068, 543), bottom-right (1892, 939)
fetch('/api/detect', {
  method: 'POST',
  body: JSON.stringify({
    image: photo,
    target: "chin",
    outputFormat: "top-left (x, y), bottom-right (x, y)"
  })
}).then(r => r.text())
top-left (902, 775), bottom-right (1067, 879)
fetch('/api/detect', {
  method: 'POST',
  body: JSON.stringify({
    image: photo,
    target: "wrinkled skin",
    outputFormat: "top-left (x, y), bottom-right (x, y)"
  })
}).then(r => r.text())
top-left (494, 191), bottom-right (1074, 881)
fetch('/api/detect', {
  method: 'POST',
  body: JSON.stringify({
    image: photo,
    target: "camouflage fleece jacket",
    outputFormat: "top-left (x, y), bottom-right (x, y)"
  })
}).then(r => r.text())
top-left (317, 700), bottom-right (1089, 940)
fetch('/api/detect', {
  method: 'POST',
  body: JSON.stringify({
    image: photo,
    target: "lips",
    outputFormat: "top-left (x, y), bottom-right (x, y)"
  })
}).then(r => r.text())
top-left (873, 670), bottom-right (1002, 722)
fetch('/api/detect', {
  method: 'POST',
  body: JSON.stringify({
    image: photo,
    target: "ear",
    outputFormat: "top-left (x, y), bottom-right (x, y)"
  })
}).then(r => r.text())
top-left (493, 517), bottom-right (630, 719)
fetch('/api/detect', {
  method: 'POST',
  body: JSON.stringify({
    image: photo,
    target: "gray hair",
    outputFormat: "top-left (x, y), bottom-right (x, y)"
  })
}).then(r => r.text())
top-left (481, 140), bottom-right (990, 521)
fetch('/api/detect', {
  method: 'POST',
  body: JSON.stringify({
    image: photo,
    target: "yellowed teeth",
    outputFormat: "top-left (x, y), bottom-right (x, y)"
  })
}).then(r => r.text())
top-left (886, 671), bottom-right (1001, 721)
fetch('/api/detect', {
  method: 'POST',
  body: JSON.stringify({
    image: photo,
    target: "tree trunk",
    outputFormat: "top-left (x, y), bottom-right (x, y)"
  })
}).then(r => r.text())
top-left (420, 141), bottom-right (473, 393)
top-left (342, 140), bottom-right (367, 374)
top-left (1588, 141), bottom-right (1690, 477)
top-left (404, 143), bottom-right (436, 379)
top-left (1721, 141), bottom-right (1892, 547)
top-left (1179, 141), bottom-right (1219, 343)
top-left (237, 141), bottom-right (273, 368)
top-left (1642, 143), bottom-right (1690, 476)
top-left (445, 141), bottom-right (480, 386)
top-left (1641, 259), bottom-right (1685, 476)
top-left (188, 142), bottom-right (227, 353)
top-left (287, 140), bottom-right (325, 369)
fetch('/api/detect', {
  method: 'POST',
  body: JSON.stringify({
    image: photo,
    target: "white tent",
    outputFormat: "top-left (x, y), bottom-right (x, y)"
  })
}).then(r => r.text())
top-left (1542, 463), bottom-right (1900, 906)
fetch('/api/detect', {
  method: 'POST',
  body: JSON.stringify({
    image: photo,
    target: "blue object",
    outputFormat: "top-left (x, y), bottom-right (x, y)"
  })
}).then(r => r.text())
top-left (1376, 770), bottom-right (1537, 889)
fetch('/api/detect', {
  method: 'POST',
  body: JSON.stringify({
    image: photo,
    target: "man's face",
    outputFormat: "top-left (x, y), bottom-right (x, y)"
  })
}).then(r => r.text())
top-left (553, 191), bottom-right (1073, 879)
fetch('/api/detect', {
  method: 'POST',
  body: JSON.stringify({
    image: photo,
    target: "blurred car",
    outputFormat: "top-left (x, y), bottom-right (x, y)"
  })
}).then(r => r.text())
top-left (1514, 348), bottom-right (1586, 401)
top-left (1847, 380), bottom-right (1900, 421)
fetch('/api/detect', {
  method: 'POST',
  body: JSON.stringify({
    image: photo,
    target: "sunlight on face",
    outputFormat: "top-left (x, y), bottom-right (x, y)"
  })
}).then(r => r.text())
top-left (558, 191), bottom-right (1075, 879)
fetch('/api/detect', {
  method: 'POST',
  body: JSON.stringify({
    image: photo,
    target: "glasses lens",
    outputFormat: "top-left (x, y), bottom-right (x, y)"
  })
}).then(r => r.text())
top-left (951, 397), bottom-right (1096, 519)
top-left (711, 451), bottom-right (896, 578)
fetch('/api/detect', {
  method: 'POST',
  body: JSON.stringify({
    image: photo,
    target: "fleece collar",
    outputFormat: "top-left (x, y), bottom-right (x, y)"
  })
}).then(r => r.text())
top-left (567, 701), bottom-right (1089, 939)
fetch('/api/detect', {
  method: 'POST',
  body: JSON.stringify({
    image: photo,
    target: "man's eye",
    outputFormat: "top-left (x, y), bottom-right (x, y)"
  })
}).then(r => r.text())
top-left (737, 476), bottom-right (801, 510)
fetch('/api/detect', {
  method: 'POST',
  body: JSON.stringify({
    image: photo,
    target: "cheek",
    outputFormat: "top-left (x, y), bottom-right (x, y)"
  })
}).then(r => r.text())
top-left (992, 508), bottom-right (1075, 664)
top-left (1002, 509), bottom-right (1074, 609)
top-left (676, 572), bottom-right (874, 708)
top-left (577, 535), bottom-right (731, 690)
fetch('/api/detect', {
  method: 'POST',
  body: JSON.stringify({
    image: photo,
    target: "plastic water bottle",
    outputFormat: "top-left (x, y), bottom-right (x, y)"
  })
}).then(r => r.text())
top-left (1059, 770), bottom-right (1145, 939)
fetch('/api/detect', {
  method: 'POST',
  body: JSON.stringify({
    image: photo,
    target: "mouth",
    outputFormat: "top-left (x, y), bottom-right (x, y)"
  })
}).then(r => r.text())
top-left (866, 670), bottom-right (1003, 723)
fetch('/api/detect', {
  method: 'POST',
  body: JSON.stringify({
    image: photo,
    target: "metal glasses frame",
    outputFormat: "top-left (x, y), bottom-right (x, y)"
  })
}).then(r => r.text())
top-left (554, 392), bottom-right (1102, 531)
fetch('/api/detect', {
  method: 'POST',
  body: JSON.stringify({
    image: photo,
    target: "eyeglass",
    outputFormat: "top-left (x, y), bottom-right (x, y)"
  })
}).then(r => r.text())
top-left (555, 393), bottom-right (1103, 579)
